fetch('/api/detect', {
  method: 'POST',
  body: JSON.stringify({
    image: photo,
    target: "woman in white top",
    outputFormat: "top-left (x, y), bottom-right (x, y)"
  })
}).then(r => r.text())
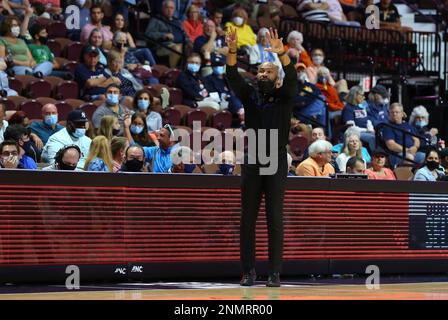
top-left (336, 133), bottom-right (366, 172)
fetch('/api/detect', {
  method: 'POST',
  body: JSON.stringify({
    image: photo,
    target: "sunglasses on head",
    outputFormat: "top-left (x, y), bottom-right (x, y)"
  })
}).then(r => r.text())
top-left (163, 124), bottom-right (174, 137)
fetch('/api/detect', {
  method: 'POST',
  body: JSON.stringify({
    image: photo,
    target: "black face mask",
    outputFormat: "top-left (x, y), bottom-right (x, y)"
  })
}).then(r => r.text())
top-left (112, 128), bottom-right (120, 136)
top-left (124, 159), bottom-right (144, 172)
top-left (39, 36), bottom-right (48, 45)
top-left (59, 162), bottom-right (77, 170)
top-left (257, 79), bottom-right (276, 95)
top-left (427, 160), bottom-right (440, 171)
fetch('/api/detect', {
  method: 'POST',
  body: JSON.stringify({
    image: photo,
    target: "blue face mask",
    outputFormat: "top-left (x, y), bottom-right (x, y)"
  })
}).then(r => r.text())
top-left (187, 63), bottom-right (200, 73)
top-left (130, 124), bottom-right (144, 135)
top-left (183, 163), bottom-right (196, 173)
top-left (219, 163), bottom-right (234, 175)
top-left (358, 100), bottom-right (368, 109)
top-left (106, 93), bottom-right (119, 105)
top-left (213, 66), bottom-right (225, 75)
top-left (415, 120), bottom-right (428, 128)
top-left (137, 99), bottom-right (150, 111)
top-left (73, 128), bottom-right (86, 138)
top-left (44, 114), bottom-right (58, 126)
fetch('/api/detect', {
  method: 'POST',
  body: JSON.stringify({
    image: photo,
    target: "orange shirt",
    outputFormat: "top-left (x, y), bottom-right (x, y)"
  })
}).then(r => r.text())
top-left (183, 19), bottom-right (203, 42)
top-left (296, 157), bottom-right (335, 177)
top-left (365, 168), bottom-right (396, 180)
top-left (284, 44), bottom-right (313, 67)
top-left (315, 82), bottom-right (344, 111)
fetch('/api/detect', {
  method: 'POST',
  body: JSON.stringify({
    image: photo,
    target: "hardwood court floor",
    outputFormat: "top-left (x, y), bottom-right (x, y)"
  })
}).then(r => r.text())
top-left (1, 276), bottom-right (448, 300)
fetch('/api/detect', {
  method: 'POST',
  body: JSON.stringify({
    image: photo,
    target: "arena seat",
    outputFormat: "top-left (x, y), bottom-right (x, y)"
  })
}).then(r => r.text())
top-left (47, 21), bottom-right (67, 38)
top-left (44, 76), bottom-right (64, 95)
top-left (7, 77), bottom-right (23, 95)
top-left (26, 79), bottom-right (52, 99)
top-left (168, 87), bottom-right (183, 106)
top-left (5, 96), bottom-right (27, 109)
top-left (211, 110), bottom-right (233, 130)
top-left (173, 104), bottom-right (194, 124)
top-left (394, 166), bottom-right (414, 180)
top-left (186, 109), bottom-right (207, 128)
top-left (198, 106), bottom-right (218, 124)
top-left (55, 101), bottom-right (75, 120)
top-left (65, 42), bottom-right (83, 61)
top-left (65, 99), bottom-right (85, 109)
top-left (151, 64), bottom-right (170, 78)
top-left (15, 75), bottom-right (38, 94)
top-left (19, 100), bottom-right (43, 119)
top-left (161, 107), bottom-right (181, 126)
top-left (55, 81), bottom-right (79, 100)
top-left (160, 69), bottom-right (181, 87)
top-left (36, 97), bottom-right (57, 106)
top-left (47, 39), bottom-right (62, 57)
top-left (63, 61), bottom-right (79, 75)
top-left (0, 98), bottom-right (15, 111)
top-left (288, 135), bottom-right (309, 161)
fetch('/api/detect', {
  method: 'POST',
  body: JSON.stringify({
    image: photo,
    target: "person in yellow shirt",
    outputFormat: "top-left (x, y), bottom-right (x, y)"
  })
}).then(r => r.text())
top-left (225, 8), bottom-right (256, 48)
top-left (296, 139), bottom-right (335, 176)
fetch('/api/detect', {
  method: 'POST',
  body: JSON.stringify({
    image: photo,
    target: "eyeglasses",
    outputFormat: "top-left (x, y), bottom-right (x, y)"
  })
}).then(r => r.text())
top-left (163, 124), bottom-right (174, 137)
top-left (2, 151), bottom-right (18, 157)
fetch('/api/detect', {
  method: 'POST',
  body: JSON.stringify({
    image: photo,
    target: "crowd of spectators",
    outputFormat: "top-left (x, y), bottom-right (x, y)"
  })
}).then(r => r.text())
top-left (0, 0), bottom-right (445, 181)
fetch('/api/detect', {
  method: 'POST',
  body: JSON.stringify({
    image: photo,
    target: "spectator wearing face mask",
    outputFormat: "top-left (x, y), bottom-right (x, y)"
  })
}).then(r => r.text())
top-left (3, 124), bottom-right (39, 169)
top-left (294, 63), bottom-right (327, 129)
top-left (84, 135), bottom-right (114, 172)
top-left (0, 140), bottom-right (22, 169)
top-left (175, 53), bottom-right (221, 110)
top-left (111, 32), bottom-right (159, 85)
top-left (29, 103), bottom-right (64, 145)
top-left (124, 112), bottom-right (156, 147)
top-left (367, 84), bottom-right (390, 127)
top-left (111, 136), bottom-right (129, 172)
top-left (92, 83), bottom-right (134, 135)
top-left (409, 105), bottom-right (439, 155)
top-left (215, 150), bottom-right (236, 175)
top-left (315, 66), bottom-right (344, 125)
top-left (132, 89), bottom-right (162, 134)
top-left (41, 109), bottom-right (92, 169)
top-left (414, 147), bottom-right (445, 181)
top-left (342, 85), bottom-right (376, 152)
top-left (0, 15), bottom-right (52, 77)
top-left (204, 61), bottom-right (244, 123)
top-left (42, 145), bottom-right (83, 171)
top-left (120, 145), bottom-right (148, 172)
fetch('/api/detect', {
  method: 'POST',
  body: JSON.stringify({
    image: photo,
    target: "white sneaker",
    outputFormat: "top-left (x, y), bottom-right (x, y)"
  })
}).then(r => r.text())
top-left (160, 87), bottom-right (170, 109)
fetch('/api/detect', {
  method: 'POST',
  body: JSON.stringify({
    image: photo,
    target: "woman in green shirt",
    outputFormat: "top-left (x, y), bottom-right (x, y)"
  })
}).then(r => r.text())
top-left (0, 16), bottom-right (53, 77)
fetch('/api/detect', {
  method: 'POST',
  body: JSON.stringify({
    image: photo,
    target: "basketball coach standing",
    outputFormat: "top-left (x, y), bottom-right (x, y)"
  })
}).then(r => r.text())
top-left (225, 27), bottom-right (297, 287)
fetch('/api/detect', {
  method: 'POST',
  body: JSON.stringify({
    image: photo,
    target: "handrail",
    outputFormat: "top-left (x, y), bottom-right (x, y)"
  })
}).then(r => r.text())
top-left (375, 122), bottom-right (431, 164)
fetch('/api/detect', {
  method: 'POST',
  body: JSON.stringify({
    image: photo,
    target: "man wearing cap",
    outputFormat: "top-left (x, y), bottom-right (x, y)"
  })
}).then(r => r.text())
top-left (367, 84), bottom-right (390, 127)
top-left (29, 103), bottom-right (64, 145)
top-left (226, 28), bottom-right (297, 287)
top-left (75, 45), bottom-right (121, 101)
top-left (41, 110), bottom-right (92, 170)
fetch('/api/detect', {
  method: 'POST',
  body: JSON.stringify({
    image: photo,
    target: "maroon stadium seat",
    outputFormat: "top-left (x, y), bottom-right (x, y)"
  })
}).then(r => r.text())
top-left (65, 42), bottom-right (83, 61)
top-left (160, 69), bottom-right (181, 87)
top-left (151, 64), bottom-right (170, 78)
top-left (26, 79), bottom-right (52, 99)
top-left (65, 98), bottom-right (85, 109)
top-left (168, 87), bottom-right (183, 106)
top-left (47, 39), bottom-right (62, 57)
top-left (55, 101), bottom-right (74, 120)
top-left (211, 110), bottom-right (233, 130)
top-left (5, 96), bottom-right (27, 109)
top-left (55, 81), bottom-right (79, 100)
top-left (47, 21), bottom-right (67, 38)
top-left (79, 102), bottom-right (97, 120)
top-left (63, 61), bottom-right (79, 75)
top-left (15, 75), bottom-right (38, 94)
top-left (36, 97), bottom-right (57, 106)
top-left (186, 109), bottom-right (207, 128)
top-left (44, 76), bottom-right (64, 96)
top-left (161, 107), bottom-right (181, 126)
top-left (7, 78), bottom-right (23, 95)
top-left (0, 98), bottom-right (15, 111)
top-left (288, 135), bottom-right (309, 160)
top-left (19, 100), bottom-right (43, 119)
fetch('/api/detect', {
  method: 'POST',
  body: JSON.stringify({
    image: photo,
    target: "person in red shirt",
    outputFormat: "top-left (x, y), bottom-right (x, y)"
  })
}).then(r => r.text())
top-left (183, 5), bottom-right (203, 43)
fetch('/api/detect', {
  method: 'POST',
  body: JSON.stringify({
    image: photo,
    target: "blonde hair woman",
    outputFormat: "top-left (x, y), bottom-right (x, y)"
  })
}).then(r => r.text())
top-left (84, 135), bottom-right (114, 172)
top-left (98, 115), bottom-right (121, 142)
top-left (336, 133), bottom-right (366, 172)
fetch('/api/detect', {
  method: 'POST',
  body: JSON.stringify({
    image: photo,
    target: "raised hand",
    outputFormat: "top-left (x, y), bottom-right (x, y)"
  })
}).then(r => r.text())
top-left (264, 28), bottom-right (284, 55)
top-left (225, 27), bottom-right (238, 52)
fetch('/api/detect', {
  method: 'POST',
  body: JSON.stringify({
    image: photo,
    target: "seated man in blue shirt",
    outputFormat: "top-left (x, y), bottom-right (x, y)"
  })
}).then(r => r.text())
top-left (29, 103), bottom-right (64, 145)
top-left (143, 124), bottom-right (176, 173)
top-left (193, 19), bottom-right (227, 66)
top-left (75, 45), bottom-right (121, 101)
top-left (3, 125), bottom-right (38, 169)
top-left (381, 102), bottom-right (422, 168)
top-left (0, 140), bottom-right (26, 169)
top-left (367, 84), bottom-right (390, 127)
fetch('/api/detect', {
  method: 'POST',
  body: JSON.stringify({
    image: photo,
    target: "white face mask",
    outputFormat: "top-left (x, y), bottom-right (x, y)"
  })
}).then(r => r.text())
top-left (11, 26), bottom-right (20, 38)
top-left (312, 55), bottom-right (324, 65)
top-left (233, 17), bottom-right (244, 26)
